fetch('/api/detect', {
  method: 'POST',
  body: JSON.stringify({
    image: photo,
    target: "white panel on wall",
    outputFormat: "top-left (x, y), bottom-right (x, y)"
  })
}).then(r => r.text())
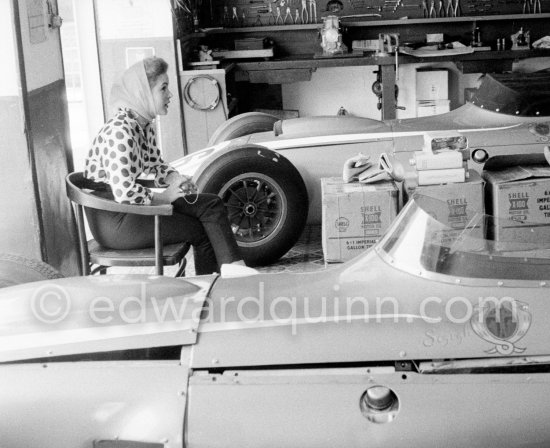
top-left (19, 0), bottom-right (64, 91)
top-left (0, 0), bottom-right (19, 96)
top-left (282, 67), bottom-right (380, 119)
top-left (282, 62), bottom-right (485, 120)
top-left (96, 0), bottom-right (173, 40)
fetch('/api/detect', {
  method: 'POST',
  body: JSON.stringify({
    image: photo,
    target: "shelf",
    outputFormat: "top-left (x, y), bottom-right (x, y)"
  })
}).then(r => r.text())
top-left (231, 49), bottom-right (547, 70)
top-left (180, 31), bottom-right (207, 42)
top-left (342, 12), bottom-right (550, 27)
top-left (197, 13), bottom-right (550, 34)
top-left (203, 23), bottom-right (321, 33)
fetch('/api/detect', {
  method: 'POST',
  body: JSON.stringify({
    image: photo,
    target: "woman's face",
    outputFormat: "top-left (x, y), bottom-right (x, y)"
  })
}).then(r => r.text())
top-left (151, 73), bottom-right (172, 116)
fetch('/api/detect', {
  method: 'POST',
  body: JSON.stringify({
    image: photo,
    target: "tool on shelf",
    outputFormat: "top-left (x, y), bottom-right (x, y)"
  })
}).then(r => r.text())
top-left (301, 0), bottom-right (309, 23)
top-left (309, 0), bottom-right (317, 22)
top-left (268, 2), bottom-right (276, 24)
top-left (232, 6), bottom-right (240, 25)
top-left (275, 5), bottom-right (284, 23)
top-left (283, 5), bottom-right (293, 23)
top-left (422, 0), bottom-right (437, 17)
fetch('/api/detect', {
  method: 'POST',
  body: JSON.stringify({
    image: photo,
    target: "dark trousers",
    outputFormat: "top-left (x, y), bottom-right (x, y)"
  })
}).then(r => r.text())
top-left (85, 193), bottom-right (242, 275)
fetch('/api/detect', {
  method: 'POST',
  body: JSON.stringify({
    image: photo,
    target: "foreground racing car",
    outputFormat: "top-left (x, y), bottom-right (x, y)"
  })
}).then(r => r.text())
top-left (172, 72), bottom-right (550, 265)
top-left (1, 195), bottom-right (550, 448)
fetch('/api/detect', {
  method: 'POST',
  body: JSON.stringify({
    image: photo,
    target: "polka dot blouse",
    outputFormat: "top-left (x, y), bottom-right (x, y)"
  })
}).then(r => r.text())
top-left (84, 108), bottom-right (176, 205)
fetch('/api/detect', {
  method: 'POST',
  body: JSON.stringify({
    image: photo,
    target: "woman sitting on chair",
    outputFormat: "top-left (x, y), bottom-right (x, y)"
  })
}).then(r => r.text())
top-left (84, 56), bottom-right (252, 275)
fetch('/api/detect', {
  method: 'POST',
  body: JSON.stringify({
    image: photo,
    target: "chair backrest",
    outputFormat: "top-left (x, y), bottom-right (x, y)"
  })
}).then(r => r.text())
top-left (66, 172), bottom-right (173, 216)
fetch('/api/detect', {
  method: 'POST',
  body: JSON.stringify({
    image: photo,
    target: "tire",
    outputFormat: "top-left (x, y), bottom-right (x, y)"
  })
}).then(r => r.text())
top-left (0, 254), bottom-right (63, 288)
top-left (197, 147), bottom-right (309, 266)
top-left (207, 112), bottom-right (279, 147)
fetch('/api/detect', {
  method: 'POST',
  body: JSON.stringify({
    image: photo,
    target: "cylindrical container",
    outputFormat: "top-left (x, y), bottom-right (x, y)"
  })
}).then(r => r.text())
top-left (410, 150), bottom-right (463, 171)
top-left (417, 168), bottom-right (466, 186)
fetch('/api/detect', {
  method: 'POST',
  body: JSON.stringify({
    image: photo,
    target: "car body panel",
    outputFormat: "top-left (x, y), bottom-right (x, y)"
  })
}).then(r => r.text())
top-left (173, 102), bottom-right (550, 225)
top-left (190, 249), bottom-right (549, 369)
top-left (0, 358), bottom-right (190, 448)
top-left (0, 274), bottom-right (214, 362)
top-left (186, 367), bottom-right (550, 448)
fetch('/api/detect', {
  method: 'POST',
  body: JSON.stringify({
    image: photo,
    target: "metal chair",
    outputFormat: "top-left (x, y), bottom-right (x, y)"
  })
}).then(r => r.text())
top-left (65, 172), bottom-right (190, 276)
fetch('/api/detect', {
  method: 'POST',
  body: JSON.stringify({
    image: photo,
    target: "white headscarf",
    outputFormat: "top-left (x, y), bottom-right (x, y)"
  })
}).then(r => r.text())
top-left (109, 60), bottom-right (157, 121)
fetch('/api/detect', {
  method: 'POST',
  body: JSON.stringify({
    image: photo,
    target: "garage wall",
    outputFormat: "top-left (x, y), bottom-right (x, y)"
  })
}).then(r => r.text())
top-left (0, 0), bottom-right (80, 276)
top-left (282, 63), bottom-right (483, 120)
top-left (0, 0), bottom-right (42, 261)
top-left (282, 57), bottom-right (550, 120)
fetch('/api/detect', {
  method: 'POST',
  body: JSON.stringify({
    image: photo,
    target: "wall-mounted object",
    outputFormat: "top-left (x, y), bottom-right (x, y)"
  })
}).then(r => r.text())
top-left (46, 0), bottom-right (63, 29)
top-left (180, 67), bottom-right (233, 153)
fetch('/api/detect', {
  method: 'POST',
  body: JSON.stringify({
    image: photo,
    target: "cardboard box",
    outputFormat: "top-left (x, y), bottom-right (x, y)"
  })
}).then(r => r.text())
top-left (416, 69), bottom-right (449, 100)
top-left (416, 99), bottom-right (451, 117)
top-left (321, 178), bottom-right (398, 263)
top-left (483, 166), bottom-right (550, 252)
top-left (404, 171), bottom-right (485, 251)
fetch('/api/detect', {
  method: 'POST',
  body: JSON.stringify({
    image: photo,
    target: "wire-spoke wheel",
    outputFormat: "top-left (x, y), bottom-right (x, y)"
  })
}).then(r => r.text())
top-left (198, 146), bottom-right (308, 266)
top-left (220, 172), bottom-right (287, 246)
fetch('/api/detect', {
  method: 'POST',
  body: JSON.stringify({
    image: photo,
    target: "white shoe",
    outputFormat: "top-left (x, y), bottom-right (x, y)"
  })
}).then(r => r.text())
top-left (220, 264), bottom-right (259, 278)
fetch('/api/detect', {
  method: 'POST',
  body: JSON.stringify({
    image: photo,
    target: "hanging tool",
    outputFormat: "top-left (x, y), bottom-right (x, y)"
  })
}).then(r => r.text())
top-left (301, 0), bottom-right (309, 23)
top-left (309, 0), bottom-right (317, 22)
top-left (294, 8), bottom-right (300, 22)
top-left (429, 0), bottom-right (436, 16)
top-left (533, 0), bottom-right (541, 12)
top-left (421, 0), bottom-right (434, 17)
top-left (452, 0), bottom-right (460, 16)
top-left (283, 6), bottom-right (293, 23)
top-left (437, 0), bottom-right (444, 16)
top-left (222, 5), bottom-right (229, 26)
top-left (267, 2), bottom-right (276, 23)
top-left (275, 5), bottom-right (284, 23)
top-left (446, 0), bottom-right (452, 16)
top-left (232, 6), bottom-right (240, 26)
top-left (255, 14), bottom-right (263, 26)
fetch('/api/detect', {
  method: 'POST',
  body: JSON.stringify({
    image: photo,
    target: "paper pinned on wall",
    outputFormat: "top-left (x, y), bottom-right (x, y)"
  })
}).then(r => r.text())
top-left (27, 0), bottom-right (46, 44)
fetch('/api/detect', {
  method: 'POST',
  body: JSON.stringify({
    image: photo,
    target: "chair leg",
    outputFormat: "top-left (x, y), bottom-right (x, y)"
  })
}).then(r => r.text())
top-left (174, 258), bottom-right (187, 277)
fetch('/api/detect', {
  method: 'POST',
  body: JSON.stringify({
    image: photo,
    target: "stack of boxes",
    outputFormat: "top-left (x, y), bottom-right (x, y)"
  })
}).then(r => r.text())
top-left (321, 178), bottom-right (399, 263)
top-left (416, 69), bottom-right (450, 117)
top-left (404, 131), bottom-right (485, 250)
top-left (483, 165), bottom-right (550, 256)
top-left (408, 132), bottom-right (468, 186)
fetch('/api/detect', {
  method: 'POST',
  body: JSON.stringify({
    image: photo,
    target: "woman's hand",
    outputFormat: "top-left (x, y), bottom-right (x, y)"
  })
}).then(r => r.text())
top-left (165, 172), bottom-right (193, 188)
top-left (151, 183), bottom-right (191, 205)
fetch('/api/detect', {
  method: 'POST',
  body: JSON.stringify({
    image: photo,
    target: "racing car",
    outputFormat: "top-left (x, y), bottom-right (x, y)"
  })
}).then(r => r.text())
top-left (172, 71), bottom-right (550, 266)
top-left (1, 194), bottom-right (550, 447)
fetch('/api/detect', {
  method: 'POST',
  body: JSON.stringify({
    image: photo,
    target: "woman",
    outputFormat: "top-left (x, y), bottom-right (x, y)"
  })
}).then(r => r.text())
top-left (84, 56), bottom-right (252, 275)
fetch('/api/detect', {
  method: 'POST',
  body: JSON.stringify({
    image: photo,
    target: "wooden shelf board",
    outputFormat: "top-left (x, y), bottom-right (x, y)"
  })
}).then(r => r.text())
top-left (196, 13), bottom-right (550, 34)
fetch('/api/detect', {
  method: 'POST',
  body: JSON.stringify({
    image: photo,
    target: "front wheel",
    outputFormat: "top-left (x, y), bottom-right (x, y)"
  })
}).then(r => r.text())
top-left (197, 147), bottom-right (308, 266)
top-left (0, 254), bottom-right (63, 288)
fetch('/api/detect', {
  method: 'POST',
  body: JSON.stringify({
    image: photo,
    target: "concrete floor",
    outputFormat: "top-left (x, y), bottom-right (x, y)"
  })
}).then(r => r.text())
top-left (109, 225), bottom-right (328, 276)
